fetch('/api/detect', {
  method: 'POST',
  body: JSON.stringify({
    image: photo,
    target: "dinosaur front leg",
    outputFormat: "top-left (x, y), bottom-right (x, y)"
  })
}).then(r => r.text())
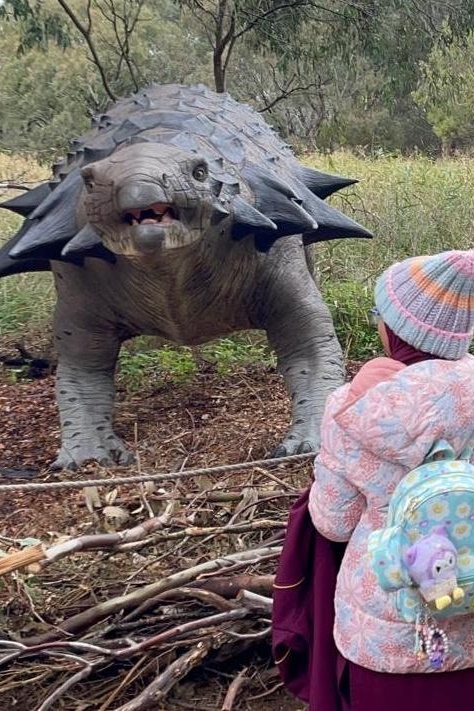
top-left (263, 280), bottom-right (344, 456)
top-left (51, 311), bottom-right (133, 470)
top-left (53, 361), bottom-right (134, 470)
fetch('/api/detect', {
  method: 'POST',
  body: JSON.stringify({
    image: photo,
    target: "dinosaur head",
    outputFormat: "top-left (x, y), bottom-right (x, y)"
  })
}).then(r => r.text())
top-left (81, 143), bottom-right (219, 256)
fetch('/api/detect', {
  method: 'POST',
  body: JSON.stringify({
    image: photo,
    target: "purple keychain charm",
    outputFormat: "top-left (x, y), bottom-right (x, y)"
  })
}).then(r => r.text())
top-left (415, 611), bottom-right (449, 669)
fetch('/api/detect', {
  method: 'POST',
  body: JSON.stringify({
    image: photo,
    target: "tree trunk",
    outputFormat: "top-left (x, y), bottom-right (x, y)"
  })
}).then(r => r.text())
top-left (213, 51), bottom-right (226, 92)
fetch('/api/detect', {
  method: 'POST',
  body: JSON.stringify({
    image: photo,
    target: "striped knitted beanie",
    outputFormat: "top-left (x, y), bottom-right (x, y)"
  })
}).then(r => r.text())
top-left (374, 249), bottom-right (474, 360)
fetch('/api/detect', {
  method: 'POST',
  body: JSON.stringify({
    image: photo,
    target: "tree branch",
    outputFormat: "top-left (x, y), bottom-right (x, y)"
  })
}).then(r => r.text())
top-left (55, 0), bottom-right (116, 101)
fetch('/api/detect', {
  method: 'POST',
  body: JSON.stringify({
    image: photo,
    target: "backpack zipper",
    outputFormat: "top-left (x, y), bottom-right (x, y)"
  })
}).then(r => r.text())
top-left (389, 470), bottom-right (474, 526)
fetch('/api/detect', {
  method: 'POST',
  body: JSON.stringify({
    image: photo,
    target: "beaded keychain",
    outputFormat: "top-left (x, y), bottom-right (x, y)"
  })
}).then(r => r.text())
top-left (414, 608), bottom-right (449, 669)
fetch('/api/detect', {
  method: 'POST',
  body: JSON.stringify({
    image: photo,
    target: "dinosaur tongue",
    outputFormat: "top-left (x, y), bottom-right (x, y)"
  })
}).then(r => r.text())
top-left (125, 202), bottom-right (175, 225)
top-left (140, 211), bottom-right (173, 225)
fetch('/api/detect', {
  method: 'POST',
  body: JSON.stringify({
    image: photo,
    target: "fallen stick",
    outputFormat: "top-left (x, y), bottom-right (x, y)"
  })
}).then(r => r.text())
top-left (37, 660), bottom-right (95, 711)
top-left (221, 666), bottom-right (249, 711)
top-left (189, 574), bottom-right (275, 599)
top-left (22, 544), bottom-right (282, 646)
top-left (236, 590), bottom-right (273, 615)
top-left (112, 641), bottom-right (212, 711)
top-left (0, 544), bottom-right (45, 575)
top-left (0, 504), bottom-right (176, 576)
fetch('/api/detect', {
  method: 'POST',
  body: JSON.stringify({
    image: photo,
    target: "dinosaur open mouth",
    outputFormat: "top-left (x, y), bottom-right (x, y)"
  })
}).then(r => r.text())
top-left (122, 202), bottom-right (177, 226)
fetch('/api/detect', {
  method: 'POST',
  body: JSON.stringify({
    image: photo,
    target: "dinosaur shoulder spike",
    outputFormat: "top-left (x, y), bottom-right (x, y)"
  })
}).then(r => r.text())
top-left (0, 183), bottom-right (52, 217)
top-left (30, 170), bottom-right (82, 220)
top-left (9, 218), bottom-right (75, 259)
top-left (244, 164), bottom-right (299, 201)
top-left (0, 222), bottom-right (52, 276)
top-left (297, 166), bottom-right (358, 199)
top-left (61, 224), bottom-right (102, 256)
top-left (294, 181), bottom-right (372, 242)
top-left (243, 164), bottom-right (317, 237)
top-left (231, 195), bottom-right (277, 240)
top-left (9, 170), bottom-right (83, 259)
top-left (212, 200), bottom-right (230, 218)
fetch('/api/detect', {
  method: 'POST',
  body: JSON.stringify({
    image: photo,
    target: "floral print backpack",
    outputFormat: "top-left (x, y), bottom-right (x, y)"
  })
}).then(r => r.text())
top-left (368, 439), bottom-right (474, 669)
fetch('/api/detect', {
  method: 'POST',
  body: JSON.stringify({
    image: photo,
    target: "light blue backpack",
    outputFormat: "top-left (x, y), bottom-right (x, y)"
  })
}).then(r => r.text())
top-left (368, 439), bottom-right (474, 624)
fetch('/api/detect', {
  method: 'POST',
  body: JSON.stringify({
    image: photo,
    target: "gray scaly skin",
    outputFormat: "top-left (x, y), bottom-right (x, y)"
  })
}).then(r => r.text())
top-left (0, 84), bottom-right (371, 469)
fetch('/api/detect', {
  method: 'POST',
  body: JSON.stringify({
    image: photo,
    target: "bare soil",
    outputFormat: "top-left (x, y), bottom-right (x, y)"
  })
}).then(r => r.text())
top-left (0, 353), bottom-right (360, 709)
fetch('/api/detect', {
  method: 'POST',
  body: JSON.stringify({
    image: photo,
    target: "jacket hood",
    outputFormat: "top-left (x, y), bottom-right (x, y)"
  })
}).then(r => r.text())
top-left (334, 355), bottom-right (474, 469)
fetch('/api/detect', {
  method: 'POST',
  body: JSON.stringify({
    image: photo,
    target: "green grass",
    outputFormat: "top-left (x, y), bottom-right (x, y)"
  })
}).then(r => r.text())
top-left (0, 155), bottom-right (54, 333)
top-left (2, 150), bottom-right (474, 373)
top-left (117, 335), bottom-right (276, 392)
top-left (306, 150), bottom-right (474, 358)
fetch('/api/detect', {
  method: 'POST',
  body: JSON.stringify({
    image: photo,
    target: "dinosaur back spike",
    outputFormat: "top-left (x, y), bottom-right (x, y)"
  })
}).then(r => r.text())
top-left (297, 166), bottom-right (358, 199)
top-left (30, 170), bottom-right (82, 220)
top-left (1, 183), bottom-right (52, 217)
top-left (9, 203), bottom-right (77, 260)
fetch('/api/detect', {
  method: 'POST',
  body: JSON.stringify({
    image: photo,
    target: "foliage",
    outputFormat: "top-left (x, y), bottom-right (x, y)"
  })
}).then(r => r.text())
top-left (322, 279), bottom-right (379, 360)
top-left (3, 0), bottom-right (474, 154)
top-left (201, 336), bottom-right (276, 375)
top-left (413, 27), bottom-right (474, 150)
top-left (118, 343), bottom-right (198, 391)
top-left (0, 0), bottom-right (212, 158)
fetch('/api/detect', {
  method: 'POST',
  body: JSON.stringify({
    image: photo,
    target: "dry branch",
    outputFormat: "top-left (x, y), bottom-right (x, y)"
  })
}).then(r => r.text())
top-left (221, 666), bottom-right (249, 711)
top-left (0, 504), bottom-right (176, 576)
top-left (113, 641), bottom-right (212, 711)
top-left (22, 545), bottom-right (282, 646)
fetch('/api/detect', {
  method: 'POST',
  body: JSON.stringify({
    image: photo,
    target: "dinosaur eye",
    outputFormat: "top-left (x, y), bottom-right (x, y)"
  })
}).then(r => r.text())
top-left (192, 164), bottom-right (208, 182)
top-left (81, 167), bottom-right (95, 193)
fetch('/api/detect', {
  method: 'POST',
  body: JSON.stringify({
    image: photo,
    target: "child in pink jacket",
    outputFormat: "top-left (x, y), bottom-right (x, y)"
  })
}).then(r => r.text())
top-left (306, 249), bottom-right (474, 709)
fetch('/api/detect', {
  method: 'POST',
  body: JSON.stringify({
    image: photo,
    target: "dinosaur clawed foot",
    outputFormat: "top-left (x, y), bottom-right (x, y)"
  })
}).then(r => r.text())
top-left (51, 432), bottom-right (135, 471)
top-left (268, 432), bottom-right (318, 459)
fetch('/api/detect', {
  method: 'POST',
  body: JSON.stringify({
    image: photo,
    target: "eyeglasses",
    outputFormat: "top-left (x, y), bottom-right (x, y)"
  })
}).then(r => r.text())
top-left (368, 307), bottom-right (380, 327)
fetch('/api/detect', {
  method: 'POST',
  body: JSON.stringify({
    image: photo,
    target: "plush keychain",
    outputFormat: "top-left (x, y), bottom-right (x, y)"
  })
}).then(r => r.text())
top-left (403, 525), bottom-right (465, 610)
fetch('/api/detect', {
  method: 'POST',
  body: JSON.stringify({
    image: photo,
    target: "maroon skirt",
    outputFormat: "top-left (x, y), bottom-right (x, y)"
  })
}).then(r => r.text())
top-left (273, 488), bottom-right (474, 711)
top-left (339, 654), bottom-right (474, 711)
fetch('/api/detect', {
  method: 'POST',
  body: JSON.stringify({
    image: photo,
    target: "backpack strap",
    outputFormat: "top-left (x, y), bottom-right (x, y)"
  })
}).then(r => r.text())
top-left (424, 438), bottom-right (473, 463)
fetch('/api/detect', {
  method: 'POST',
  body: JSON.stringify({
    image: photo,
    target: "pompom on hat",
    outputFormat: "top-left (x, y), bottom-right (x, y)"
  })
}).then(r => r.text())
top-left (374, 249), bottom-right (474, 360)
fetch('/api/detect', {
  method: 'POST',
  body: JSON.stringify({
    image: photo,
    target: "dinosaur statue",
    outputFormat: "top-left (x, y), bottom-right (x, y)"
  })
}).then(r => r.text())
top-left (0, 83), bottom-right (371, 469)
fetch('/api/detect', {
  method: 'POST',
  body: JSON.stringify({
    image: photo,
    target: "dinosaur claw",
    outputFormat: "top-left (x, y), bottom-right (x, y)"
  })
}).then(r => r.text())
top-left (296, 440), bottom-right (316, 454)
top-left (50, 436), bottom-right (135, 470)
top-left (267, 444), bottom-right (289, 459)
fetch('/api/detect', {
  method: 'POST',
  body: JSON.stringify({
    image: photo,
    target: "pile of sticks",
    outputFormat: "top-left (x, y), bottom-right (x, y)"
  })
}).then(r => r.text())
top-left (0, 467), bottom-right (303, 710)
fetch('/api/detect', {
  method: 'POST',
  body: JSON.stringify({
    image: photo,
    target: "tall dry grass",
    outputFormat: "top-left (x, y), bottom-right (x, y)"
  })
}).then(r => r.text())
top-left (1, 150), bottom-right (474, 358)
top-left (0, 154), bottom-right (53, 334)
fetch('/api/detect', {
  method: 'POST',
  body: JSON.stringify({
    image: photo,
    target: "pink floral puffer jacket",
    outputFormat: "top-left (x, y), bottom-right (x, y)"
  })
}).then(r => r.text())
top-left (309, 354), bottom-right (474, 674)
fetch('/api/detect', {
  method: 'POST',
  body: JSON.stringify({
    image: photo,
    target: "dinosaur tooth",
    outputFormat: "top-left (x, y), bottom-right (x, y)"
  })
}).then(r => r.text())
top-left (297, 166), bottom-right (358, 198)
top-left (231, 195), bottom-right (277, 240)
top-left (61, 224), bottom-right (102, 256)
top-left (0, 183), bottom-right (52, 217)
